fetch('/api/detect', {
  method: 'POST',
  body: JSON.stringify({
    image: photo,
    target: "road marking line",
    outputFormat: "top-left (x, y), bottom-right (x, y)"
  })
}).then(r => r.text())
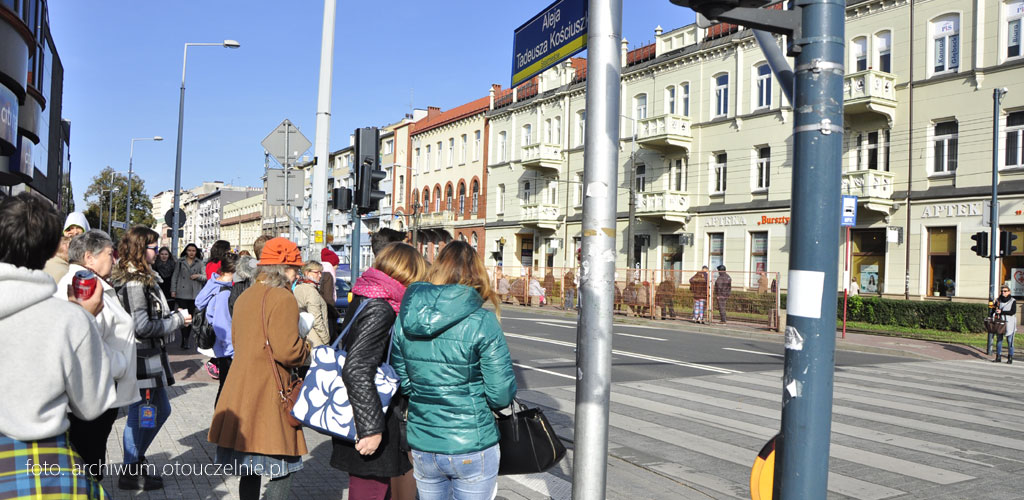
top-left (615, 332), bottom-right (667, 341)
top-left (537, 322), bottom-right (575, 329)
top-left (513, 363), bottom-right (576, 380)
top-left (723, 347), bottom-right (784, 358)
top-left (504, 332), bottom-right (742, 374)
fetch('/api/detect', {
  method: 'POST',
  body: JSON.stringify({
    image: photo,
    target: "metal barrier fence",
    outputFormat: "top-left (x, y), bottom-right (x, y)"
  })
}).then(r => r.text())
top-left (488, 266), bottom-right (782, 330)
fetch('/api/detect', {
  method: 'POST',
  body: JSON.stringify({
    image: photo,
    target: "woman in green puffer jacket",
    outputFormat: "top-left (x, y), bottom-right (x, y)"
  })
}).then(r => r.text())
top-left (391, 241), bottom-right (516, 500)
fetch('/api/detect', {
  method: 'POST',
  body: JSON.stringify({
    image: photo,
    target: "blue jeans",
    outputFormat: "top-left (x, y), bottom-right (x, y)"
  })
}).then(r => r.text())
top-left (123, 387), bottom-right (171, 464)
top-left (997, 332), bottom-right (1016, 358)
top-left (411, 444), bottom-right (499, 500)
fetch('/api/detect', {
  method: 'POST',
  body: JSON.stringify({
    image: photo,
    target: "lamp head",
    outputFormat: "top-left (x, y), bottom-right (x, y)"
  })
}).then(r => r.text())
top-left (153, 136), bottom-right (164, 141)
top-left (223, 40), bottom-right (241, 49)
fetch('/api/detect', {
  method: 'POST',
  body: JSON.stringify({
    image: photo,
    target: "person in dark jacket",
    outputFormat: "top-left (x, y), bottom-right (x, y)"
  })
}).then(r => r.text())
top-left (391, 241), bottom-right (517, 500)
top-left (330, 243), bottom-right (426, 500)
top-left (153, 247), bottom-right (175, 305)
top-left (689, 266), bottom-right (709, 323)
top-left (714, 265), bottom-right (732, 324)
top-left (171, 243), bottom-right (205, 348)
top-left (993, 285), bottom-right (1017, 363)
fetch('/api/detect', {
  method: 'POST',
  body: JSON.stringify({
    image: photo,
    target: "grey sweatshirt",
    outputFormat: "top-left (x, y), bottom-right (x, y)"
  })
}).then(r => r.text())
top-left (0, 263), bottom-right (116, 441)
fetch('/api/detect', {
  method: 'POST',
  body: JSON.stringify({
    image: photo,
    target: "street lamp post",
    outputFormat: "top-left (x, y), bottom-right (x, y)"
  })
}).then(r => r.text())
top-left (126, 136), bottom-right (163, 229)
top-left (170, 39), bottom-right (241, 257)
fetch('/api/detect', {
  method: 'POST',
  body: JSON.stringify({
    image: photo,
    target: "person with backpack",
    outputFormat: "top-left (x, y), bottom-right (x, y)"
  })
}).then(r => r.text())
top-left (195, 252), bottom-right (238, 404)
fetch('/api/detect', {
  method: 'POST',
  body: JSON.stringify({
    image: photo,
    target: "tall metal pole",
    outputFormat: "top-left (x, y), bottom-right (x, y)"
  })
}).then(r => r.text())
top-left (351, 206), bottom-right (361, 282)
top-left (108, 190), bottom-right (114, 235)
top-left (285, 124), bottom-right (293, 240)
top-left (573, 0), bottom-right (621, 498)
top-left (310, 0), bottom-right (337, 255)
top-left (775, 0), bottom-right (844, 495)
top-left (171, 47), bottom-right (188, 257)
top-left (626, 127), bottom-right (636, 277)
top-left (126, 141), bottom-right (134, 228)
top-left (990, 88), bottom-right (1007, 304)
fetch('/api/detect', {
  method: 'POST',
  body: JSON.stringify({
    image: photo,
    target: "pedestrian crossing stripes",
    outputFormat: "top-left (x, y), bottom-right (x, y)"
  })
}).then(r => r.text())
top-left (517, 359), bottom-right (1024, 499)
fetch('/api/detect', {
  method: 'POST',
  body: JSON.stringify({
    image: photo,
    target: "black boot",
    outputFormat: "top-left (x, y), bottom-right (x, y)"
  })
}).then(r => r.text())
top-left (993, 355), bottom-right (1002, 363)
top-left (1008, 356), bottom-right (1014, 364)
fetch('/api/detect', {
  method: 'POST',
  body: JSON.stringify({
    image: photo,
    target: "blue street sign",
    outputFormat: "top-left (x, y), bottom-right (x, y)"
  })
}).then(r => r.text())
top-left (512, 0), bottom-right (588, 87)
top-left (841, 195), bottom-right (858, 226)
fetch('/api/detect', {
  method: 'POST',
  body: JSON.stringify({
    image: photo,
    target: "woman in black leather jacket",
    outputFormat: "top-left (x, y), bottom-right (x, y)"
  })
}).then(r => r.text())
top-left (330, 243), bottom-right (426, 500)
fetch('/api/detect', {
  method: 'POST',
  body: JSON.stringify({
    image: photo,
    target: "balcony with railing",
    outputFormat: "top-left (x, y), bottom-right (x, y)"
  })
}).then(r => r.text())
top-left (844, 70), bottom-right (897, 125)
top-left (636, 114), bottom-right (692, 151)
top-left (635, 190), bottom-right (690, 224)
top-left (521, 203), bottom-right (561, 230)
top-left (521, 143), bottom-right (563, 172)
top-left (419, 210), bottom-right (454, 230)
top-left (842, 169), bottom-right (896, 213)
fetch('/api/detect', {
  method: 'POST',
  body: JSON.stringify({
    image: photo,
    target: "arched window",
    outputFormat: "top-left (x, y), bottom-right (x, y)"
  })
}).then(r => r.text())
top-left (635, 165), bottom-right (647, 193)
top-left (522, 124), bottom-right (533, 146)
top-left (874, 31), bottom-right (892, 72)
top-left (458, 183), bottom-right (466, 213)
top-left (445, 185), bottom-right (453, 211)
top-left (713, 74), bottom-right (729, 117)
top-left (422, 189), bottom-right (429, 211)
top-left (665, 86), bottom-right (676, 114)
top-left (434, 186), bottom-right (441, 212)
top-left (754, 64), bottom-right (772, 109)
top-left (411, 188), bottom-right (419, 209)
top-left (471, 180), bottom-right (480, 213)
top-left (522, 181), bottom-right (532, 203)
top-left (471, 232), bottom-right (479, 250)
top-left (459, 233), bottom-right (467, 242)
top-left (852, 36), bottom-right (868, 71)
top-left (634, 93), bottom-right (648, 120)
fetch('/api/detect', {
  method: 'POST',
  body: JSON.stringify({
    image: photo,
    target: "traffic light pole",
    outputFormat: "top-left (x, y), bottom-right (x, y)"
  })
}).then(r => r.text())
top-left (310, 0), bottom-right (337, 256)
top-left (991, 88), bottom-right (1007, 303)
top-left (351, 204), bottom-right (362, 282)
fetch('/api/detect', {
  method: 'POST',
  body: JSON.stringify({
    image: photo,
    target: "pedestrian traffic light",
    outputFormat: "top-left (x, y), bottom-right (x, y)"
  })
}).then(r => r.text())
top-left (353, 127), bottom-right (386, 215)
top-left (1000, 230), bottom-right (1018, 257)
top-left (331, 187), bottom-right (351, 211)
top-left (971, 231), bottom-right (989, 258)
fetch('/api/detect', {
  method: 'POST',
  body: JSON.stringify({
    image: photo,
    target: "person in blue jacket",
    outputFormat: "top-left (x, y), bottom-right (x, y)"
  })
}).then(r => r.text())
top-left (195, 252), bottom-right (237, 405)
top-left (391, 240), bottom-right (517, 500)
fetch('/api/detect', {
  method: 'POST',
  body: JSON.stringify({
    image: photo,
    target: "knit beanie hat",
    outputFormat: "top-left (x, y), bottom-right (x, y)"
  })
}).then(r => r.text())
top-left (258, 237), bottom-right (304, 266)
top-left (320, 247), bottom-right (340, 268)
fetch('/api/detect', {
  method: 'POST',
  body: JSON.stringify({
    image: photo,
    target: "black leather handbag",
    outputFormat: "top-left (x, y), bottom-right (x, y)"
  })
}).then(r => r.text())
top-left (985, 315), bottom-right (1007, 335)
top-left (494, 399), bottom-right (567, 475)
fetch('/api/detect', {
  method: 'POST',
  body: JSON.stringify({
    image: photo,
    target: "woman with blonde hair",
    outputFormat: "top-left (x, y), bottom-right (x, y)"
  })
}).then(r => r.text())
top-left (208, 237), bottom-right (310, 500)
top-left (391, 241), bottom-right (516, 500)
top-left (294, 260), bottom-right (331, 348)
top-left (330, 242), bottom-right (427, 500)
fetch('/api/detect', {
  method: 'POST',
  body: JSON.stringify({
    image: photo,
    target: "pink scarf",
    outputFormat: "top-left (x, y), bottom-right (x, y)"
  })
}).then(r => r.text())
top-left (352, 267), bottom-right (407, 313)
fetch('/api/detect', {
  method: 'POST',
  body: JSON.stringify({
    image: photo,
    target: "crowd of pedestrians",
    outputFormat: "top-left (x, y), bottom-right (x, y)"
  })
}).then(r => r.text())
top-left (0, 191), bottom-right (518, 500)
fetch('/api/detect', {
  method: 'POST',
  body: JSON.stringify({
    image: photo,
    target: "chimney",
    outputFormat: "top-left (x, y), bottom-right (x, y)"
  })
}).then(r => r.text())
top-left (621, 38), bottom-right (629, 67)
top-left (427, 106), bottom-right (441, 117)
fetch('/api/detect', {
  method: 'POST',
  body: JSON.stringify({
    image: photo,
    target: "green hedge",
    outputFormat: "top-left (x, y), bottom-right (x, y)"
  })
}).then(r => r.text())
top-left (836, 295), bottom-right (989, 333)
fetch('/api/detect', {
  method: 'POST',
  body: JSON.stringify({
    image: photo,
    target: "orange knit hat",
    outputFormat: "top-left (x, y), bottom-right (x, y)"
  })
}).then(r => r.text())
top-left (258, 237), bottom-right (304, 266)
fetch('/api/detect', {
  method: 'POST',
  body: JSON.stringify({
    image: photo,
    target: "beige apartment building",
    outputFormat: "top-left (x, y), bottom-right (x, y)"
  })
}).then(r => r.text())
top-left (484, 0), bottom-right (1024, 300)
top-left (220, 194), bottom-right (264, 254)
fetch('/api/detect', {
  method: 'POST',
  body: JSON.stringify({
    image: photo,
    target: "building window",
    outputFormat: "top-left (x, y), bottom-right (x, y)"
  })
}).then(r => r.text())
top-left (755, 147), bottom-right (770, 190)
top-left (576, 110), bottom-right (586, 146)
top-left (709, 233), bottom-right (724, 270)
top-left (414, 148), bottom-right (420, 170)
top-left (522, 180), bottom-right (532, 204)
top-left (547, 181), bottom-right (557, 204)
top-left (398, 175), bottom-right (405, 203)
top-left (681, 83), bottom-right (690, 116)
top-left (544, 119), bottom-right (552, 144)
top-left (933, 120), bottom-right (959, 173)
top-left (712, 153), bottom-right (727, 194)
top-left (927, 227), bottom-right (957, 296)
top-left (635, 93), bottom-right (648, 120)
top-left (574, 172), bottom-right (583, 205)
top-left (471, 180), bottom-right (479, 213)
top-left (425, 145), bottom-right (431, 170)
top-left (498, 132), bottom-right (507, 162)
top-left (714, 74), bottom-right (729, 117)
top-left (384, 139), bottom-right (394, 155)
top-left (884, 130), bottom-right (891, 171)
top-left (1008, 1), bottom-right (1024, 58)
top-left (1007, 111), bottom-right (1024, 167)
top-left (445, 185), bottom-right (453, 211)
top-left (436, 142), bottom-right (442, 170)
top-left (472, 232), bottom-right (478, 251)
top-left (474, 130), bottom-right (481, 161)
top-left (497, 184), bottom-right (505, 214)
top-left (750, 232), bottom-right (768, 286)
top-left (423, 189), bottom-right (430, 211)
top-left (875, 31), bottom-right (892, 72)
top-left (755, 64), bottom-right (772, 109)
top-left (460, 134), bottom-right (467, 164)
top-left (635, 164), bottom-right (646, 193)
top-left (1000, 225), bottom-right (1024, 284)
top-left (852, 36), bottom-right (868, 72)
top-left (434, 186), bottom-right (442, 212)
top-left (447, 138), bottom-right (454, 167)
top-left (522, 124), bottom-right (533, 146)
top-left (852, 229), bottom-right (885, 294)
top-left (661, 235), bottom-right (683, 282)
top-left (666, 86), bottom-right (676, 114)
top-left (553, 116), bottom-right (561, 144)
top-left (458, 184), bottom-right (466, 213)
top-left (672, 158), bottom-right (685, 191)
top-left (932, 14), bottom-right (960, 74)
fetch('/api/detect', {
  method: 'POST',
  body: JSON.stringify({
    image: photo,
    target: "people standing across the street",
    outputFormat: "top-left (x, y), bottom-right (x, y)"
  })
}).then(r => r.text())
top-left (110, 226), bottom-right (191, 491)
top-left (656, 272), bottom-right (677, 320)
top-left (195, 252), bottom-right (238, 405)
top-left (54, 230), bottom-right (139, 482)
top-left (171, 243), bottom-right (205, 349)
top-left (208, 237), bottom-right (310, 500)
top-left (849, 277), bottom-right (860, 296)
top-left (495, 266), bottom-right (511, 304)
top-left (330, 242), bottom-right (427, 500)
top-left (0, 193), bottom-right (115, 500)
top-left (206, 239), bottom-right (231, 280)
top-left (293, 261), bottom-right (331, 349)
top-left (689, 266), bottom-right (709, 323)
top-left (563, 269), bottom-right (577, 311)
top-left (993, 286), bottom-right (1017, 364)
top-left (714, 265), bottom-right (732, 324)
top-left (528, 274), bottom-right (545, 306)
top-left (153, 247), bottom-right (176, 306)
top-left (43, 211), bottom-right (90, 283)
top-left (392, 241), bottom-right (517, 500)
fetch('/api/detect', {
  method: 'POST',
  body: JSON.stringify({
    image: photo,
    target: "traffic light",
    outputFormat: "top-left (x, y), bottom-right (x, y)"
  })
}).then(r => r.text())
top-left (353, 127), bottom-right (386, 215)
top-left (971, 231), bottom-right (989, 258)
top-left (331, 187), bottom-right (351, 211)
top-left (1000, 230), bottom-right (1019, 257)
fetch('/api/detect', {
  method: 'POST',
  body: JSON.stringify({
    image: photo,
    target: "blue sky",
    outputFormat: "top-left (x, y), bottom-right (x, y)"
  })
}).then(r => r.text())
top-left (50, 1), bottom-right (694, 211)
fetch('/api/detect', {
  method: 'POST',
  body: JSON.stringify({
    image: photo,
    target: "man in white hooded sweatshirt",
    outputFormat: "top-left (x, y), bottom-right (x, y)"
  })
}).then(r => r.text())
top-left (0, 193), bottom-right (116, 499)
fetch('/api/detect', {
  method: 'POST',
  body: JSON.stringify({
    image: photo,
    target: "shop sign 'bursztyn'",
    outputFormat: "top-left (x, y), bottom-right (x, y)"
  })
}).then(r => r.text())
top-left (512, 0), bottom-right (588, 87)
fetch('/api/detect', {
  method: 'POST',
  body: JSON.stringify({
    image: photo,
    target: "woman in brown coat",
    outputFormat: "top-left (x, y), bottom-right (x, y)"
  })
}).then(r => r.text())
top-left (208, 237), bottom-right (310, 500)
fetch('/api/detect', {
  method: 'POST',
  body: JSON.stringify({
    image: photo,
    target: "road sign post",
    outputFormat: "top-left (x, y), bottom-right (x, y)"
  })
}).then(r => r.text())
top-left (263, 119), bottom-right (312, 243)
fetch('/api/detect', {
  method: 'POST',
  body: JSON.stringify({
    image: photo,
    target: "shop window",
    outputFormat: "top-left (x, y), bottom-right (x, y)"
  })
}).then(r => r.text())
top-left (520, 237), bottom-right (534, 268)
top-left (750, 232), bottom-right (768, 287)
top-left (852, 229), bottom-right (885, 294)
top-left (1005, 111), bottom-right (1024, 168)
top-left (928, 227), bottom-right (957, 297)
top-left (662, 235), bottom-right (683, 283)
top-left (999, 226), bottom-right (1024, 291)
top-left (709, 233), bottom-right (724, 270)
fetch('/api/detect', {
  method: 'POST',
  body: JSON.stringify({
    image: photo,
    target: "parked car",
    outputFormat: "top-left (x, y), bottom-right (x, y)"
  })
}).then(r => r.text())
top-left (335, 277), bottom-right (351, 309)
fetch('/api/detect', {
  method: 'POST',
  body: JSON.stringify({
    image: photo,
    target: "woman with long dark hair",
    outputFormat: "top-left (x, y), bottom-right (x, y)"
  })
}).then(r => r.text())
top-left (171, 243), bottom-right (205, 349)
top-left (207, 239), bottom-right (231, 279)
top-left (111, 226), bottom-right (192, 491)
top-left (153, 247), bottom-right (175, 305)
